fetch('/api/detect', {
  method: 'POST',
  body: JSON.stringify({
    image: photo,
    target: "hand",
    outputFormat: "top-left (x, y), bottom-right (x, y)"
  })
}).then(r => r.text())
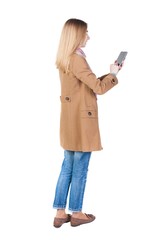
top-left (110, 63), bottom-right (122, 75)
top-left (110, 60), bottom-right (125, 75)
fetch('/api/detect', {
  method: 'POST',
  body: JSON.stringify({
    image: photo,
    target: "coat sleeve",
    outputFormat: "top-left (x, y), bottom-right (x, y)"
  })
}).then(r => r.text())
top-left (70, 54), bottom-right (118, 95)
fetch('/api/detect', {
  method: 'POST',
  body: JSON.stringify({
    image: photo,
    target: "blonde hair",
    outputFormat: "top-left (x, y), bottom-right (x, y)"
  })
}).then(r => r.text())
top-left (55, 18), bottom-right (87, 73)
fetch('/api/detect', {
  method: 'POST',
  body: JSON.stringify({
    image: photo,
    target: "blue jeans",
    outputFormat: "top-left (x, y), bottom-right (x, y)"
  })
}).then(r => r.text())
top-left (53, 150), bottom-right (91, 212)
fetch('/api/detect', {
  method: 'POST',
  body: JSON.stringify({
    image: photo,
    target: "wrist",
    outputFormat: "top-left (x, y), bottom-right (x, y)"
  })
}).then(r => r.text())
top-left (110, 72), bottom-right (116, 76)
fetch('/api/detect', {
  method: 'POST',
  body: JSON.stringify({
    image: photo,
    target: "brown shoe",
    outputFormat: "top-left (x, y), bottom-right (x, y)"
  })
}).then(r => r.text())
top-left (53, 214), bottom-right (71, 228)
top-left (70, 213), bottom-right (96, 227)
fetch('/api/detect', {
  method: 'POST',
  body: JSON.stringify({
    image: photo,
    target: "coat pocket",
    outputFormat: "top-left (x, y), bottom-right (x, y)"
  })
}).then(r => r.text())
top-left (81, 110), bottom-right (97, 118)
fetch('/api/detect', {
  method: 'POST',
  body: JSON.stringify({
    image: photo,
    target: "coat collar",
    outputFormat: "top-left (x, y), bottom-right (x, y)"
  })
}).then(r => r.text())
top-left (75, 48), bottom-right (86, 58)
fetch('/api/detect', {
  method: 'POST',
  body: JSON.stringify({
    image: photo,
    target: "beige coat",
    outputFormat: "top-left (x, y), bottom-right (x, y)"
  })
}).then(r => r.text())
top-left (59, 53), bottom-right (118, 152)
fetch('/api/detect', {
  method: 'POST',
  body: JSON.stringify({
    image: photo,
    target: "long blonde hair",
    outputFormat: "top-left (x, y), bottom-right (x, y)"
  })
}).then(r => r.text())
top-left (55, 18), bottom-right (87, 73)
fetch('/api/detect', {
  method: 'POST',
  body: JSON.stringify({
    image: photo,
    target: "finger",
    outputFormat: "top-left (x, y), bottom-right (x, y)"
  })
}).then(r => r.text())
top-left (121, 60), bottom-right (125, 66)
top-left (119, 65), bottom-right (122, 70)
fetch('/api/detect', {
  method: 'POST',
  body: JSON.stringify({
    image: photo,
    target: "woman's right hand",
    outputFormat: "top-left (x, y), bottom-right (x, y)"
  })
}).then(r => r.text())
top-left (110, 62), bottom-right (123, 76)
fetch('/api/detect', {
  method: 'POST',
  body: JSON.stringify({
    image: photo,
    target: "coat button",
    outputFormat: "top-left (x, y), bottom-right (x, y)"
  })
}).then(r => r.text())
top-left (111, 78), bottom-right (116, 84)
top-left (65, 97), bottom-right (69, 101)
top-left (88, 111), bottom-right (92, 116)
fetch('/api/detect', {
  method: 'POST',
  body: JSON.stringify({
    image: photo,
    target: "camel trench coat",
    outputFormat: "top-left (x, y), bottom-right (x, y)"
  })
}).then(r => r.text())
top-left (59, 53), bottom-right (118, 152)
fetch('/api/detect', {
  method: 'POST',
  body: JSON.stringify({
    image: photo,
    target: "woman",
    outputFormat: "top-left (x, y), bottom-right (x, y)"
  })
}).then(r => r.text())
top-left (53, 18), bottom-right (122, 228)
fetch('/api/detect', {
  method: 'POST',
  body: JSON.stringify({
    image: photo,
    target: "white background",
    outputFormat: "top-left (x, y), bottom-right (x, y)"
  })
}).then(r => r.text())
top-left (0, 0), bottom-right (163, 239)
